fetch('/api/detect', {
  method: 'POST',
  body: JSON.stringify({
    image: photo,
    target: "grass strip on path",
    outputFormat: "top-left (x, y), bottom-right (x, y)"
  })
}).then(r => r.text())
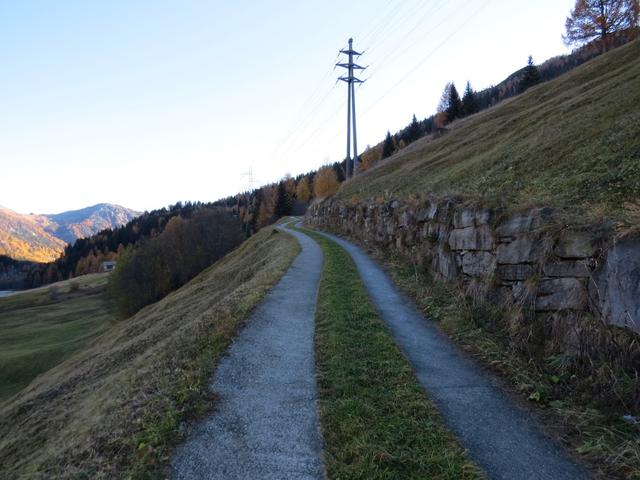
top-left (304, 229), bottom-right (481, 480)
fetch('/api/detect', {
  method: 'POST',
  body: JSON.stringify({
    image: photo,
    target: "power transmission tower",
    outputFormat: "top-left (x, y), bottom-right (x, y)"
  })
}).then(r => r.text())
top-left (337, 38), bottom-right (365, 178)
top-left (241, 168), bottom-right (256, 192)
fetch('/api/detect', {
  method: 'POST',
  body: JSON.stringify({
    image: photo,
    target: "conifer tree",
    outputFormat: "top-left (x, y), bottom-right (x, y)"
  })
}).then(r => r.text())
top-left (274, 181), bottom-right (293, 217)
top-left (408, 114), bottom-right (421, 143)
top-left (462, 81), bottom-right (479, 116)
top-left (382, 131), bottom-right (395, 159)
top-left (518, 56), bottom-right (541, 93)
top-left (446, 83), bottom-right (463, 122)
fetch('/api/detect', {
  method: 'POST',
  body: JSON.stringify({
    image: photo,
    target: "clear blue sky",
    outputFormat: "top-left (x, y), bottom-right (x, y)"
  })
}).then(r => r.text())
top-left (0, 0), bottom-right (575, 214)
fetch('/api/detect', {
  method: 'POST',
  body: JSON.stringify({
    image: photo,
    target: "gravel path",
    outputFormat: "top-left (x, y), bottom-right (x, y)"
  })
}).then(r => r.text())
top-left (171, 226), bottom-right (325, 480)
top-left (316, 230), bottom-right (589, 480)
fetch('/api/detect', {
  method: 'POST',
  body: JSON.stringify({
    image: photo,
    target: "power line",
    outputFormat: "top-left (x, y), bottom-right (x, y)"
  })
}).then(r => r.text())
top-left (278, 0), bottom-right (491, 177)
top-left (268, 49), bottom-right (343, 162)
top-left (360, 0), bottom-right (491, 118)
top-left (365, 0), bottom-right (448, 79)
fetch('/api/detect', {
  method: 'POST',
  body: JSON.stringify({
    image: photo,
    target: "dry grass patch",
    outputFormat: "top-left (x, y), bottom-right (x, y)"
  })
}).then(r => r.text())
top-left (0, 228), bottom-right (299, 479)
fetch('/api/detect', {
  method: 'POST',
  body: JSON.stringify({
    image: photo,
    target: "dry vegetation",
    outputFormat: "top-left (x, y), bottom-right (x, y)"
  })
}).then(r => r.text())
top-left (339, 39), bottom-right (640, 224)
top-left (0, 227), bottom-right (299, 478)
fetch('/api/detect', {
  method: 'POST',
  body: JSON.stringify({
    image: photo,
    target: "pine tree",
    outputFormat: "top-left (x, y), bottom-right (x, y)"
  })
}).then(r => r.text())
top-left (408, 114), bottom-right (421, 143)
top-left (382, 131), bottom-right (395, 158)
top-left (274, 181), bottom-right (293, 217)
top-left (518, 56), bottom-right (541, 93)
top-left (446, 83), bottom-right (463, 122)
top-left (461, 81), bottom-right (479, 117)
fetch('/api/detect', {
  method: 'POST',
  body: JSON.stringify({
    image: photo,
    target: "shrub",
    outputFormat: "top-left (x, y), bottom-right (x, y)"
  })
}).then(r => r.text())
top-left (47, 285), bottom-right (59, 301)
top-left (107, 208), bottom-right (244, 317)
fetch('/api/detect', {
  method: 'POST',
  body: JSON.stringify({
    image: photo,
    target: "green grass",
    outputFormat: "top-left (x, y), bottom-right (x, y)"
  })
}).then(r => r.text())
top-left (306, 229), bottom-right (481, 480)
top-left (384, 251), bottom-right (640, 480)
top-left (0, 273), bottom-right (115, 401)
top-left (0, 228), bottom-right (300, 479)
top-left (340, 39), bottom-right (640, 223)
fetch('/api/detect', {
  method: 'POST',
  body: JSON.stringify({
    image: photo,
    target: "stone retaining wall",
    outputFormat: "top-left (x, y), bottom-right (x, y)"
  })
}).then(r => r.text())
top-left (307, 198), bottom-right (640, 335)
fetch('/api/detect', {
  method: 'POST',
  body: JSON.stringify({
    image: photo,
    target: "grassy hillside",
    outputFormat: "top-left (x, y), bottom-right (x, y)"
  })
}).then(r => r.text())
top-left (0, 273), bottom-right (114, 401)
top-left (0, 227), bottom-right (299, 478)
top-left (341, 39), bottom-right (640, 223)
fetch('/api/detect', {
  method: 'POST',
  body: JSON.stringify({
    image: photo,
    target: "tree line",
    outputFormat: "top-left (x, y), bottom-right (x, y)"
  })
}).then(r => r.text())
top-left (108, 208), bottom-right (245, 316)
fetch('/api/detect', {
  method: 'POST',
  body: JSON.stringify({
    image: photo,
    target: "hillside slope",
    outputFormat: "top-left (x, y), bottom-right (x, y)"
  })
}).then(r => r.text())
top-left (0, 227), bottom-right (299, 478)
top-left (0, 207), bottom-right (66, 263)
top-left (342, 39), bottom-right (640, 222)
top-left (0, 204), bottom-right (140, 262)
top-left (43, 203), bottom-right (141, 244)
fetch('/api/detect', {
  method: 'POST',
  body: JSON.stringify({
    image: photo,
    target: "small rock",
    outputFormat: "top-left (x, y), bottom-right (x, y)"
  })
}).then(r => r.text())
top-left (432, 245), bottom-right (459, 282)
top-left (535, 278), bottom-right (587, 311)
top-left (448, 225), bottom-right (495, 251)
top-left (589, 236), bottom-right (640, 334)
top-left (462, 251), bottom-right (495, 277)
top-left (543, 260), bottom-right (590, 278)
top-left (554, 231), bottom-right (597, 259)
top-left (496, 236), bottom-right (540, 264)
top-left (497, 264), bottom-right (535, 281)
top-left (453, 208), bottom-right (475, 229)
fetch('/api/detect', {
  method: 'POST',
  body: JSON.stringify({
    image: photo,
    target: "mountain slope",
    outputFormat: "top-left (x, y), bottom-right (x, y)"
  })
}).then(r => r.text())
top-left (42, 203), bottom-right (141, 244)
top-left (0, 204), bottom-right (140, 262)
top-left (0, 207), bottom-right (66, 263)
top-left (342, 39), bottom-right (640, 222)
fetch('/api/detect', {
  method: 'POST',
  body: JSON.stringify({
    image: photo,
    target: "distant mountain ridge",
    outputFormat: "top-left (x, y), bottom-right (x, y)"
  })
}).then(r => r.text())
top-left (0, 204), bottom-right (141, 262)
top-left (44, 204), bottom-right (141, 244)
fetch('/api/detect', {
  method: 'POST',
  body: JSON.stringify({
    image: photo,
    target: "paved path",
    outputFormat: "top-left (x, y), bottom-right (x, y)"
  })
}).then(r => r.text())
top-left (316, 230), bottom-right (589, 480)
top-left (172, 226), bottom-right (325, 480)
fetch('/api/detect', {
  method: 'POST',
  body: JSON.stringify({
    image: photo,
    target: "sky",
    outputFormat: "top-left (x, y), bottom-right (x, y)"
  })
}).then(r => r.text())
top-left (0, 0), bottom-right (576, 214)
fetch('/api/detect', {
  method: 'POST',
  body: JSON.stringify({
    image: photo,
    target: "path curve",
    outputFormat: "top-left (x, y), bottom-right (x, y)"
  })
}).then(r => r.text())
top-left (316, 229), bottom-right (589, 480)
top-left (172, 226), bottom-right (325, 480)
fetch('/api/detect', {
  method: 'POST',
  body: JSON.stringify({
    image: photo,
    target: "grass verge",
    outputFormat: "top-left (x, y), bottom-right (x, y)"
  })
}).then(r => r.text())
top-left (304, 229), bottom-right (481, 480)
top-left (384, 252), bottom-right (640, 480)
top-left (0, 273), bottom-right (115, 401)
top-left (0, 227), bottom-right (299, 479)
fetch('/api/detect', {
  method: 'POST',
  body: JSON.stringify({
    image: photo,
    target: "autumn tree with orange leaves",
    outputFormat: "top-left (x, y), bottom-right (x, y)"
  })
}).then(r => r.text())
top-left (564, 0), bottom-right (640, 47)
top-left (313, 166), bottom-right (339, 199)
top-left (295, 176), bottom-right (312, 203)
